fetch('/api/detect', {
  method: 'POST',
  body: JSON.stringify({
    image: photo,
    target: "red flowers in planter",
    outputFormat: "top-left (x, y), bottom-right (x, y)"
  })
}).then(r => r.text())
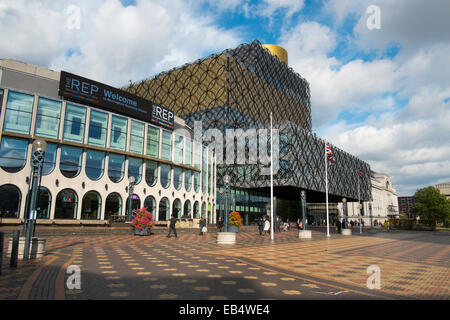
top-left (229, 211), bottom-right (243, 227)
top-left (130, 207), bottom-right (154, 230)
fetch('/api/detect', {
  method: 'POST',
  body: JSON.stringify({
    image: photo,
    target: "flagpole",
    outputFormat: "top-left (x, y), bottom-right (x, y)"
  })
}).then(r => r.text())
top-left (270, 112), bottom-right (274, 241)
top-left (325, 140), bottom-right (330, 237)
top-left (358, 173), bottom-right (362, 234)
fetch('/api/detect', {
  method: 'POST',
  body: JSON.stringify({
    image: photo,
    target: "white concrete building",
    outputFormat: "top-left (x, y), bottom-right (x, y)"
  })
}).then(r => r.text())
top-left (435, 182), bottom-right (450, 199)
top-left (337, 172), bottom-right (398, 226)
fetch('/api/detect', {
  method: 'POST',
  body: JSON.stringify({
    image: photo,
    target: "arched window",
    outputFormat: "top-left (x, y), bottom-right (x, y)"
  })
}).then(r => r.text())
top-left (172, 199), bottom-right (181, 218)
top-left (173, 167), bottom-right (182, 190)
top-left (0, 184), bottom-right (21, 218)
top-left (0, 137), bottom-right (28, 173)
top-left (55, 189), bottom-right (78, 219)
top-left (193, 201), bottom-right (199, 219)
top-left (160, 164), bottom-right (171, 189)
top-left (183, 200), bottom-right (191, 218)
top-left (81, 191), bottom-right (102, 220)
top-left (42, 143), bottom-right (57, 175)
top-left (193, 171), bottom-right (200, 192)
top-left (184, 170), bottom-right (192, 192)
top-left (159, 197), bottom-right (170, 221)
top-left (145, 160), bottom-right (158, 187)
top-left (201, 202), bottom-right (206, 218)
top-left (60, 145), bottom-right (83, 178)
top-left (108, 153), bottom-right (125, 183)
top-left (128, 157), bottom-right (142, 184)
top-left (25, 187), bottom-right (51, 219)
top-left (125, 194), bottom-right (141, 215)
top-left (105, 193), bottom-right (122, 220)
top-left (85, 150), bottom-right (105, 181)
top-left (143, 196), bottom-right (156, 215)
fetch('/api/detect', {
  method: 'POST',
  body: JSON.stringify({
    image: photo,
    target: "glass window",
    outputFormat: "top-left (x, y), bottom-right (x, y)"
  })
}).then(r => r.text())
top-left (81, 191), bottom-right (101, 220)
top-left (146, 126), bottom-right (160, 158)
top-left (193, 201), bottom-right (199, 218)
top-left (63, 103), bottom-right (87, 143)
top-left (85, 149), bottom-right (105, 181)
top-left (160, 163), bottom-right (171, 189)
top-left (193, 171), bottom-right (200, 192)
top-left (0, 89), bottom-right (4, 113)
top-left (161, 130), bottom-right (172, 161)
top-left (60, 145), bottom-right (83, 178)
top-left (172, 199), bottom-right (181, 218)
top-left (88, 109), bottom-right (108, 147)
top-left (184, 138), bottom-right (192, 166)
top-left (173, 166), bottom-right (182, 190)
top-left (128, 157), bottom-right (142, 184)
top-left (0, 184), bottom-right (21, 218)
top-left (35, 97), bottom-right (61, 139)
top-left (129, 120), bottom-right (145, 154)
top-left (202, 147), bottom-right (207, 193)
top-left (108, 153), bottom-right (125, 183)
top-left (3, 91), bottom-right (34, 134)
top-left (158, 197), bottom-right (169, 221)
top-left (36, 187), bottom-right (51, 219)
top-left (110, 115), bottom-right (127, 151)
top-left (183, 200), bottom-right (191, 218)
top-left (105, 193), bottom-right (122, 220)
top-left (185, 170), bottom-right (192, 192)
top-left (42, 143), bottom-right (57, 175)
top-left (194, 143), bottom-right (201, 169)
top-left (55, 189), bottom-right (78, 219)
top-left (145, 160), bottom-right (158, 187)
top-left (0, 137), bottom-right (28, 173)
top-left (144, 196), bottom-right (156, 215)
top-left (174, 135), bottom-right (184, 163)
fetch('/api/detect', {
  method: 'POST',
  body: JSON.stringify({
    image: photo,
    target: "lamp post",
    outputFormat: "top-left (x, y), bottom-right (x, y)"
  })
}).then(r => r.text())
top-left (223, 175), bottom-right (230, 232)
top-left (127, 176), bottom-right (135, 222)
top-left (218, 189), bottom-right (224, 222)
top-left (301, 190), bottom-right (307, 231)
top-left (342, 198), bottom-right (348, 229)
top-left (23, 139), bottom-right (47, 261)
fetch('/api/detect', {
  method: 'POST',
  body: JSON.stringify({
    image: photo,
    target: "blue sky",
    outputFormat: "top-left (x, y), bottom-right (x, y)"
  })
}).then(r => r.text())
top-left (0, 0), bottom-right (449, 196)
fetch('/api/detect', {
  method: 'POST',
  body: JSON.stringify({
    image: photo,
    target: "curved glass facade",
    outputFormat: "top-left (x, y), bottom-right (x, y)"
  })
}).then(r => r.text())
top-left (184, 170), bottom-right (192, 192)
top-left (173, 166), bottom-right (182, 190)
top-left (108, 153), bottom-right (125, 183)
top-left (145, 160), bottom-right (158, 187)
top-left (128, 157), bottom-right (142, 184)
top-left (0, 137), bottom-right (28, 173)
top-left (143, 195), bottom-right (156, 215)
top-left (85, 150), bottom-right (105, 181)
top-left (60, 146), bottom-right (83, 178)
top-left (160, 163), bottom-right (171, 189)
top-left (42, 143), bottom-right (57, 176)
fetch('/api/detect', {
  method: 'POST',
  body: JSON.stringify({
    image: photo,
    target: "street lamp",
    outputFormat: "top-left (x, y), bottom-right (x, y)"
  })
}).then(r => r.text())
top-left (218, 189), bottom-right (224, 222)
top-left (23, 138), bottom-right (47, 260)
top-left (127, 175), bottom-right (136, 222)
top-left (342, 198), bottom-right (347, 229)
top-left (223, 175), bottom-right (230, 232)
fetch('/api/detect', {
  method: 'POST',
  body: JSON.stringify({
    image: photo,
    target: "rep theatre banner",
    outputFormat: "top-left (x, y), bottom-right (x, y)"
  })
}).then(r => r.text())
top-left (59, 71), bottom-right (174, 129)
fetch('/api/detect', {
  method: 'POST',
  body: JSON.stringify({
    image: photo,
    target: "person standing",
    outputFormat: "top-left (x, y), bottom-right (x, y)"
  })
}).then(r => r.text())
top-left (217, 217), bottom-right (224, 232)
top-left (263, 217), bottom-right (270, 235)
top-left (336, 219), bottom-right (342, 234)
top-left (199, 217), bottom-right (206, 236)
top-left (257, 217), bottom-right (264, 236)
top-left (167, 214), bottom-right (178, 238)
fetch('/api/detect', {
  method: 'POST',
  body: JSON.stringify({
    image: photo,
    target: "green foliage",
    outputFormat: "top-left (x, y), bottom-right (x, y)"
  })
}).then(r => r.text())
top-left (411, 187), bottom-right (450, 224)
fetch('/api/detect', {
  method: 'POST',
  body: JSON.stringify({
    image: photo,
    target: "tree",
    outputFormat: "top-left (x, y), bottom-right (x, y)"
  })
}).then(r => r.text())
top-left (411, 187), bottom-right (450, 225)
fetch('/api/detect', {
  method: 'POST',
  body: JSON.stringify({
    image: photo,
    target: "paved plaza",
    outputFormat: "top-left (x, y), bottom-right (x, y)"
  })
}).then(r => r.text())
top-left (0, 228), bottom-right (449, 300)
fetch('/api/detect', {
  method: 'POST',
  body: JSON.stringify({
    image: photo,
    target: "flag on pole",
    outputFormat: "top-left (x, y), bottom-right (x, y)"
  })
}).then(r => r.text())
top-left (325, 143), bottom-right (336, 165)
top-left (357, 167), bottom-right (364, 178)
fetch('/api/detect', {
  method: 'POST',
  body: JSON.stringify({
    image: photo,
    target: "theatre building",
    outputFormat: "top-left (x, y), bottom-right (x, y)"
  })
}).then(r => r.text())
top-left (0, 59), bottom-right (216, 226)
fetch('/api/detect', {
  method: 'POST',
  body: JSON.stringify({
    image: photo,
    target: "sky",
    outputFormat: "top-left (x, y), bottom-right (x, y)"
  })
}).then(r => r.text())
top-left (0, 0), bottom-right (449, 196)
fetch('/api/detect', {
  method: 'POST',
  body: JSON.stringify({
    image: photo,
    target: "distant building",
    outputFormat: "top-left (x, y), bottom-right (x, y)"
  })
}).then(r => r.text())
top-left (435, 182), bottom-right (450, 199)
top-left (337, 172), bottom-right (398, 226)
top-left (397, 196), bottom-right (416, 218)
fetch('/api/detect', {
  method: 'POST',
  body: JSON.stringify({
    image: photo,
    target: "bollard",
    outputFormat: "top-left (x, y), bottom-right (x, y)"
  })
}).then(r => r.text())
top-left (10, 230), bottom-right (20, 268)
top-left (0, 232), bottom-right (4, 276)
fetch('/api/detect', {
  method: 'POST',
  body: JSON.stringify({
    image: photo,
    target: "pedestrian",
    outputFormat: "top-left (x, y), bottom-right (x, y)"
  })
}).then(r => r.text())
top-left (350, 220), bottom-right (355, 228)
top-left (258, 217), bottom-right (264, 236)
top-left (199, 217), bottom-right (206, 236)
top-left (167, 214), bottom-right (178, 238)
top-left (264, 217), bottom-right (270, 235)
top-left (336, 219), bottom-right (341, 233)
top-left (297, 218), bottom-right (301, 230)
top-left (361, 220), bottom-right (365, 228)
top-left (217, 217), bottom-right (224, 232)
top-left (299, 219), bottom-right (303, 230)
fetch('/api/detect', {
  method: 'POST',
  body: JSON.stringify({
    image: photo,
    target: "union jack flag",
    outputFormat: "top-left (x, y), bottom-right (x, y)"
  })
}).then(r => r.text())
top-left (326, 144), bottom-right (335, 165)
top-left (357, 167), bottom-right (364, 178)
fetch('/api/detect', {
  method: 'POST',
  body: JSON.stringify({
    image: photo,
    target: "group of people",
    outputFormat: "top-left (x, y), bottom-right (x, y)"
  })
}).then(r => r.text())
top-left (166, 215), bottom-right (209, 238)
top-left (335, 219), bottom-right (365, 233)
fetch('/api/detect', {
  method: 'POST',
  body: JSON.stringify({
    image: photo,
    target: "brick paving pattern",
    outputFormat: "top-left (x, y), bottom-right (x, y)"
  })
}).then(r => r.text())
top-left (0, 228), bottom-right (449, 300)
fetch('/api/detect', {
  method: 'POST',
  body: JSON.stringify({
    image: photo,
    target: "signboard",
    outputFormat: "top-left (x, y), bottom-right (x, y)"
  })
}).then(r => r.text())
top-left (59, 71), bottom-right (174, 129)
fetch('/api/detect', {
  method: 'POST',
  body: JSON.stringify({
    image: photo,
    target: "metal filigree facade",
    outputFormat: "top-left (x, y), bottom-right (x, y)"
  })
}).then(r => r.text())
top-left (126, 40), bottom-right (372, 202)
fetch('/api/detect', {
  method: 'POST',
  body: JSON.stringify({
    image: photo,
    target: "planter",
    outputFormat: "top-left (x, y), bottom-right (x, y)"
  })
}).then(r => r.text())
top-left (217, 232), bottom-right (236, 244)
top-left (341, 229), bottom-right (352, 236)
top-left (228, 225), bottom-right (240, 233)
top-left (298, 230), bottom-right (312, 239)
top-left (134, 228), bottom-right (151, 236)
top-left (8, 237), bottom-right (46, 260)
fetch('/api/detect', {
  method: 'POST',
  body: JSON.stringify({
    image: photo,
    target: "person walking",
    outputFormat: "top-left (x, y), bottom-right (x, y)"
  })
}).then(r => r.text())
top-left (258, 216), bottom-right (264, 236)
top-left (350, 220), bottom-right (355, 229)
top-left (336, 219), bottom-right (342, 234)
top-left (263, 217), bottom-right (270, 235)
top-left (217, 217), bottom-right (224, 232)
top-left (199, 217), bottom-right (206, 236)
top-left (167, 214), bottom-right (178, 238)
